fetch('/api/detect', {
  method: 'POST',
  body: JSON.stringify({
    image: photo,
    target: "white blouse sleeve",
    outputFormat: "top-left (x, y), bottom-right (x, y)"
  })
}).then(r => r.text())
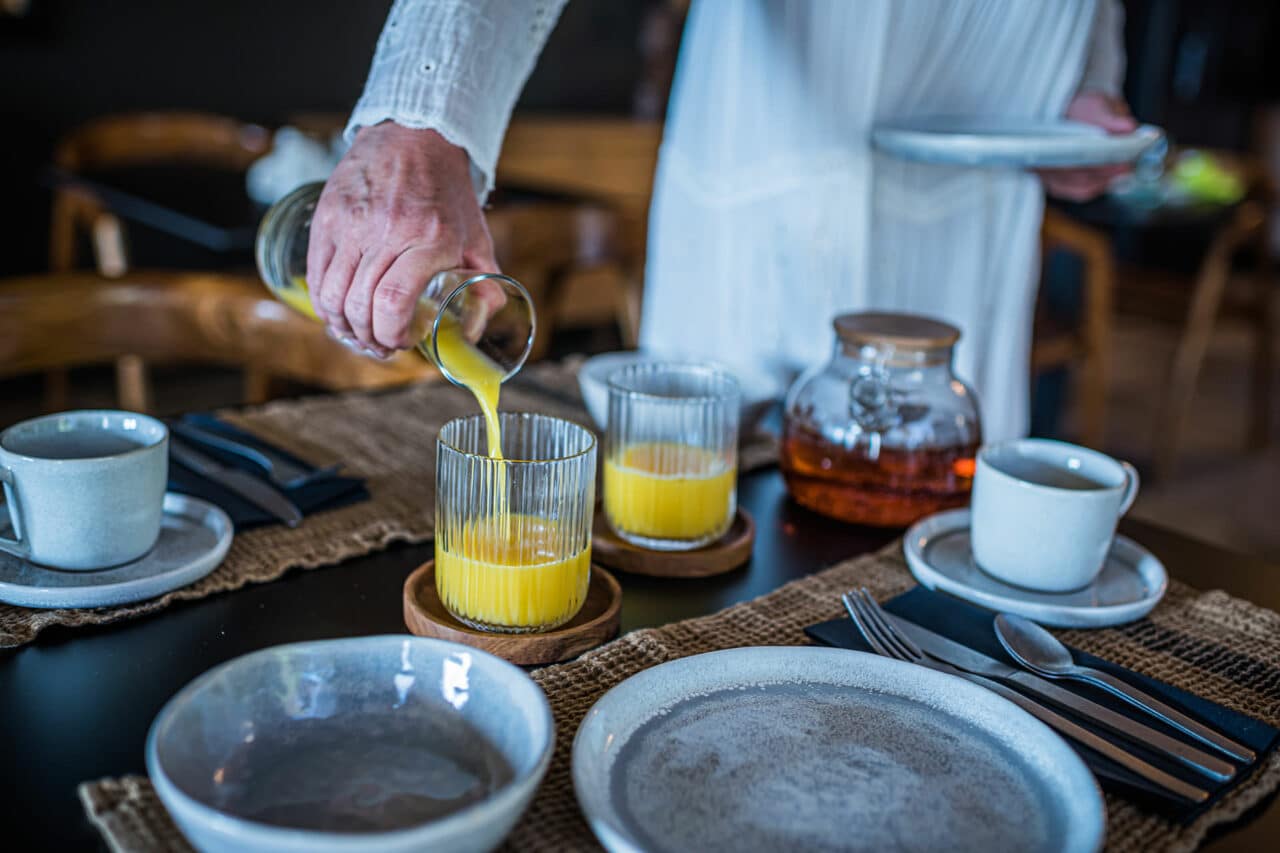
top-left (347, 0), bottom-right (568, 198)
top-left (1077, 0), bottom-right (1126, 97)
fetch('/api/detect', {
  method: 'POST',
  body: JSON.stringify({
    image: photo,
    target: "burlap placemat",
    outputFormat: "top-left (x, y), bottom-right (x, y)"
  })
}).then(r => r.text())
top-left (78, 543), bottom-right (1280, 853)
top-left (6, 359), bottom-right (773, 649)
top-left (1, 360), bottom-right (778, 648)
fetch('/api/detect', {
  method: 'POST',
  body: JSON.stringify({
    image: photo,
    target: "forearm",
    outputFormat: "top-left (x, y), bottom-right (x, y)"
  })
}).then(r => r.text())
top-left (348, 0), bottom-right (568, 198)
top-left (1077, 0), bottom-right (1126, 97)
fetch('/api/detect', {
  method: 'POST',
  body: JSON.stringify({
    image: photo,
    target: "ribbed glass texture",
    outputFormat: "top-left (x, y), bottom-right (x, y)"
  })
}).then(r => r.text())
top-left (435, 413), bottom-right (597, 633)
top-left (604, 363), bottom-right (740, 551)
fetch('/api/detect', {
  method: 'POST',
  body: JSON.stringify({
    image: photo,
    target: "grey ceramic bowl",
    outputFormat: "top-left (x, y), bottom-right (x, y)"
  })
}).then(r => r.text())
top-left (147, 636), bottom-right (553, 853)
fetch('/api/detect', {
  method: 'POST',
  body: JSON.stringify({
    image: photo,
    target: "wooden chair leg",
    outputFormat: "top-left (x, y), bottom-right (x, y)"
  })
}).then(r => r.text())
top-left (44, 190), bottom-right (104, 414)
top-left (42, 369), bottom-right (71, 413)
top-left (243, 368), bottom-right (273, 405)
top-left (1154, 204), bottom-right (1265, 479)
top-left (116, 355), bottom-right (150, 413)
top-left (1249, 223), bottom-right (1274, 450)
top-left (618, 267), bottom-right (643, 349)
top-left (528, 269), bottom-right (566, 363)
top-left (1079, 235), bottom-right (1114, 450)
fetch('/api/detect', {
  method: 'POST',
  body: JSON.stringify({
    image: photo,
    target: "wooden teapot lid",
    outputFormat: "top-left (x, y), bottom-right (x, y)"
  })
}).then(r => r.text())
top-left (834, 312), bottom-right (960, 349)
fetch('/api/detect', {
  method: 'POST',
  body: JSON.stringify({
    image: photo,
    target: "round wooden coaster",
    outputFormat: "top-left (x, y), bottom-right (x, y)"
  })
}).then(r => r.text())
top-left (592, 508), bottom-right (755, 578)
top-left (403, 562), bottom-right (622, 666)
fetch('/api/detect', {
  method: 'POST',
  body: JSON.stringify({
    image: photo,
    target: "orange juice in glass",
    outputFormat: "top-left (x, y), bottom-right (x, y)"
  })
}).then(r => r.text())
top-left (604, 363), bottom-right (740, 550)
top-left (435, 413), bottom-right (596, 633)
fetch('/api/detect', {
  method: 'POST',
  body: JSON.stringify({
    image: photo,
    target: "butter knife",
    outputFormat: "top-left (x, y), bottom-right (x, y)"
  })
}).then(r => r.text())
top-left (907, 654), bottom-right (1210, 804)
top-left (172, 421), bottom-right (339, 489)
top-left (170, 438), bottom-right (303, 528)
top-left (891, 616), bottom-right (1236, 782)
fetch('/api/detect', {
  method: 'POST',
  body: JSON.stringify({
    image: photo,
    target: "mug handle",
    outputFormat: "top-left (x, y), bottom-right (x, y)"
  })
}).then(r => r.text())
top-left (0, 465), bottom-right (29, 558)
top-left (1118, 461), bottom-right (1141, 516)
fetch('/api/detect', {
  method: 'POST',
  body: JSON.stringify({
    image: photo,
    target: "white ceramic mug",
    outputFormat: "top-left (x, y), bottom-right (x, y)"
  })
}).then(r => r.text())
top-left (970, 438), bottom-right (1139, 592)
top-left (0, 410), bottom-right (168, 569)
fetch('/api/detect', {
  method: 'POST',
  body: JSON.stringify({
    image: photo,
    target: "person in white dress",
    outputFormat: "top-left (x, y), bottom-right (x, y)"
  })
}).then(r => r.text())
top-left (308, 0), bottom-right (1134, 441)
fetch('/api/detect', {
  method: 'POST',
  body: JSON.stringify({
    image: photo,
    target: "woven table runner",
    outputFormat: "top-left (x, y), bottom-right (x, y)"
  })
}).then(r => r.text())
top-left (79, 543), bottom-right (1280, 853)
top-left (4, 360), bottom-right (782, 648)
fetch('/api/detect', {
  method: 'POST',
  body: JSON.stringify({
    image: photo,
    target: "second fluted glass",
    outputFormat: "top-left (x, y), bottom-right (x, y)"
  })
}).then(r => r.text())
top-left (604, 362), bottom-right (740, 551)
top-left (435, 413), bottom-right (597, 633)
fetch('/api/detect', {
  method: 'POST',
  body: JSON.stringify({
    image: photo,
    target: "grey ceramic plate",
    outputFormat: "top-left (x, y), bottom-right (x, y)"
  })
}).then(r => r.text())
top-left (904, 508), bottom-right (1168, 628)
top-left (573, 646), bottom-right (1104, 853)
top-left (872, 116), bottom-right (1164, 168)
top-left (0, 493), bottom-right (232, 608)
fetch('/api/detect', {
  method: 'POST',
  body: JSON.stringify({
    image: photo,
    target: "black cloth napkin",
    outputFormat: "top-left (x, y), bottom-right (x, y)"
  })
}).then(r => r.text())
top-left (806, 586), bottom-right (1279, 823)
top-left (167, 414), bottom-right (368, 530)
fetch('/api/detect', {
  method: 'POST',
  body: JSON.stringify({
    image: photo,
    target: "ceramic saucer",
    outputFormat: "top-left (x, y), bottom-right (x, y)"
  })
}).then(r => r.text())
top-left (0, 493), bottom-right (232, 609)
top-left (872, 116), bottom-right (1165, 168)
top-left (904, 508), bottom-right (1167, 628)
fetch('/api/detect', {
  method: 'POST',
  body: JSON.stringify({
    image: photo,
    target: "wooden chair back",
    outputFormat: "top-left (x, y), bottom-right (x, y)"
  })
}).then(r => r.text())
top-left (47, 113), bottom-right (279, 411)
top-left (0, 272), bottom-right (435, 406)
top-left (50, 112), bottom-right (272, 274)
top-left (53, 112), bottom-right (272, 175)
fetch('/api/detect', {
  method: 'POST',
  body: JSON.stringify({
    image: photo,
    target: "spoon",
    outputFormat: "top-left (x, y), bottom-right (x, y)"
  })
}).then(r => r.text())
top-left (995, 613), bottom-right (1256, 764)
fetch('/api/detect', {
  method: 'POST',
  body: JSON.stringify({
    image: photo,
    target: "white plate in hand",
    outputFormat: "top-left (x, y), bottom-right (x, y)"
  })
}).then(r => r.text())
top-left (573, 646), bottom-right (1104, 853)
top-left (904, 508), bottom-right (1167, 628)
top-left (0, 493), bottom-right (232, 609)
top-left (872, 116), bottom-right (1164, 168)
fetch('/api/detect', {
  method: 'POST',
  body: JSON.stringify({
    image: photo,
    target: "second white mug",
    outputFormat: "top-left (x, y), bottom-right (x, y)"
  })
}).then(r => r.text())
top-left (970, 439), bottom-right (1139, 592)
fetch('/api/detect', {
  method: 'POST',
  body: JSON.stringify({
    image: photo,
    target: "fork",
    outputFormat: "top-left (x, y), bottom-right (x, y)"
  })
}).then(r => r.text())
top-left (842, 589), bottom-right (1210, 804)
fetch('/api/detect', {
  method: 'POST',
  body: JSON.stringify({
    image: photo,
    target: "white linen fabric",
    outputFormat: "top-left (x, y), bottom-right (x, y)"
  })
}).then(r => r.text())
top-left (348, 0), bottom-right (570, 196)
top-left (351, 0), bottom-right (1125, 441)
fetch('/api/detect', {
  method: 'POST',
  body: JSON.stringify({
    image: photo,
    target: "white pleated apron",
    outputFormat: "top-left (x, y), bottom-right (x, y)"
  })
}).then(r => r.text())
top-left (640, 0), bottom-right (1098, 441)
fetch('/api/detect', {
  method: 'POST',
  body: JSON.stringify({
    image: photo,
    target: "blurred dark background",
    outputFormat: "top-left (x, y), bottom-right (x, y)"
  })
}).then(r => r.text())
top-left (2, 0), bottom-right (1277, 277)
top-left (0, 0), bottom-right (659, 276)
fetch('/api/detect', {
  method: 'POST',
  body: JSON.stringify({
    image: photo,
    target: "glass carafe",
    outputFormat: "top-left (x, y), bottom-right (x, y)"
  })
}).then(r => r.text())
top-left (781, 312), bottom-right (981, 527)
top-left (255, 181), bottom-right (535, 385)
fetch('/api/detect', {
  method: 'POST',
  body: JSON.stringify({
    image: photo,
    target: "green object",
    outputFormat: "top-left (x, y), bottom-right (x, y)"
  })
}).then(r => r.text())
top-left (1172, 151), bottom-right (1246, 204)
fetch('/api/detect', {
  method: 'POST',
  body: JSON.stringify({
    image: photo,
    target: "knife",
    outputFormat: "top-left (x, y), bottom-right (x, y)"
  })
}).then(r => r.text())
top-left (891, 616), bottom-right (1237, 782)
top-left (170, 437), bottom-right (304, 528)
top-left (173, 420), bottom-right (339, 489)
top-left (906, 654), bottom-right (1211, 804)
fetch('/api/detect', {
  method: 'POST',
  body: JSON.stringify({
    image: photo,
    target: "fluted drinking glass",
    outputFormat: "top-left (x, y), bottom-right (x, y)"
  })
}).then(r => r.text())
top-left (436, 413), bottom-right (597, 633)
top-left (604, 363), bottom-right (740, 551)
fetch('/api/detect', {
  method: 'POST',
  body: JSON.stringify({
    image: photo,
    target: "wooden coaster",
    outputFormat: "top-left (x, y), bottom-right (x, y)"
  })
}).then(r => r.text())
top-left (403, 562), bottom-right (622, 665)
top-left (592, 508), bottom-right (755, 578)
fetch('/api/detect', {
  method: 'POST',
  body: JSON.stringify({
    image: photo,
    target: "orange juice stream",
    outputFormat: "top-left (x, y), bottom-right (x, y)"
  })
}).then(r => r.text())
top-left (430, 306), bottom-right (589, 630)
top-left (285, 274), bottom-right (579, 628)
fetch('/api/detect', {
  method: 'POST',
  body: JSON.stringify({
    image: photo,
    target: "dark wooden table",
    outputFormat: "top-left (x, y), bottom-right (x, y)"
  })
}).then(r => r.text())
top-left (1, 470), bottom-right (1276, 850)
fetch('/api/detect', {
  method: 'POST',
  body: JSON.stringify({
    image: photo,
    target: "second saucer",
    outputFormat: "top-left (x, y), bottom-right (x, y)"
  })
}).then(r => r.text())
top-left (903, 508), bottom-right (1167, 628)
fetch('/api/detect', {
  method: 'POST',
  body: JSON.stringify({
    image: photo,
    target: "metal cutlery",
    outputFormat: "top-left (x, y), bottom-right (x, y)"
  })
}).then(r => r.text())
top-left (171, 420), bottom-right (340, 489)
top-left (994, 612), bottom-right (1255, 764)
top-left (170, 437), bottom-right (303, 528)
top-left (884, 607), bottom-right (1235, 781)
top-left (842, 589), bottom-right (1211, 804)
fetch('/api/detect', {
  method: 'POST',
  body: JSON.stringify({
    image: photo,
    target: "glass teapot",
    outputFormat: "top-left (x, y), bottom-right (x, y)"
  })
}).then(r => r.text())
top-left (255, 181), bottom-right (536, 385)
top-left (780, 312), bottom-right (981, 527)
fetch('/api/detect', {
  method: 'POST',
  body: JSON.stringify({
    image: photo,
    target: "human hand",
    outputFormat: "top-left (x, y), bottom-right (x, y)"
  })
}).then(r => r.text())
top-left (306, 123), bottom-right (501, 357)
top-left (1038, 91), bottom-right (1139, 202)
